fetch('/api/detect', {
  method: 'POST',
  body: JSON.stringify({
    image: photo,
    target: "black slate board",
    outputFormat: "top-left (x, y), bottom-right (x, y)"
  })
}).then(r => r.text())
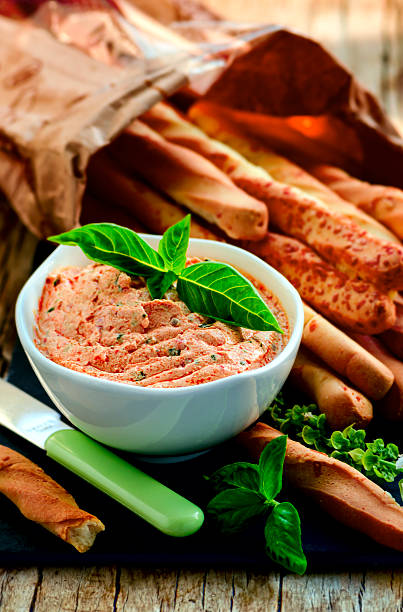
top-left (3, 241), bottom-right (403, 570)
top-left (3, 339), bottom-right (403, 570)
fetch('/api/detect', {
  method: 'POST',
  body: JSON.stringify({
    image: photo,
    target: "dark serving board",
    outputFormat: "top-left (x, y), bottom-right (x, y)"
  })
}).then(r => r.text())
top-left (3, 339), bottom-right (402, 570)
top-left (2, 242), bottom-right (403, 570)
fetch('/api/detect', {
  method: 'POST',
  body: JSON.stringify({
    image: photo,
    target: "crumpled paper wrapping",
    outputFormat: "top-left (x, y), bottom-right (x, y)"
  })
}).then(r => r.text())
top-left (0, 1), bottom-right (402, 237)
top-left (0, 4), bottom-right (207, 237)
top-left (201, 27), bottom-right (403, 189)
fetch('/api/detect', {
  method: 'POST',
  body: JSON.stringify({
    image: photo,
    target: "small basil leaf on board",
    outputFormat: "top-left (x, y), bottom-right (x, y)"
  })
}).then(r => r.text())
top-left (264, 502), bottom-right (307, 575)
top-left (176, 261), bottom-right (283, 332)
top-left (259, 436), bottom-right (287, 501)
top-left (158, 214), bottom-right (190, 274)
top-left (147, 271), bottom-right (177, 300)
top-left (207, 462), bottom-right (260, 493)
top-left (207, 489), bottom-right (266, 534)
top-left (49, 223), bottom-right (167, 278)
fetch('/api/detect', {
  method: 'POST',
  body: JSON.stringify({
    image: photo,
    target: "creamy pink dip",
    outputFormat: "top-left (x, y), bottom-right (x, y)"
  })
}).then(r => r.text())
top-left (35, 262), bottom-right (289, 388)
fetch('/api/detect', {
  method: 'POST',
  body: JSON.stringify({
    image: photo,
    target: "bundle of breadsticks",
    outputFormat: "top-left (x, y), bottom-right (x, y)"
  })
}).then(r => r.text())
top-left (86, 99), bottom-right (403, 430)
top-left (84, 98), bottom-right (403, 551)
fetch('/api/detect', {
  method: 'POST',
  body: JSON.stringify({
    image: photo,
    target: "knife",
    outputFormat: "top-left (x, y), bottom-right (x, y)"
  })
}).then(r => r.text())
top-left (0, 379), bottom-right (204, 537)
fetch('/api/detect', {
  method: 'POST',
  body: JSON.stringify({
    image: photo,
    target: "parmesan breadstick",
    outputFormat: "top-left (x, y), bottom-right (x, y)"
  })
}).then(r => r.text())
top-left (311, 164), bottom-right (403, 240)
top-left (87, 151), bottom-right (220, 240)
top-left (351, 334), bottom-right (403, 421)
top-left (379, 302), bottom-right (403, 361)
top-left (107, 120), bottom-right (268, 241)
top-left (302, 303), bottom-right (393, 400)
top-left (165, 101), bottom-right (403, 291)
top-left (244, 232), bottom-right (396, 334)
top-left (189, 101), bottom-right (400, 244)
top-left (237, 423), bottom-right (403, 552)
top-left (0, 446), bottom-right (104, 552)
top-left (290, 347), bottom-right (373, 430)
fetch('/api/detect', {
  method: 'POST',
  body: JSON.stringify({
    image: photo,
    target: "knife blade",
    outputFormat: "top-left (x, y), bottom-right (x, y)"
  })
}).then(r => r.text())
top-left (0, 379), bottom-right (204, 537)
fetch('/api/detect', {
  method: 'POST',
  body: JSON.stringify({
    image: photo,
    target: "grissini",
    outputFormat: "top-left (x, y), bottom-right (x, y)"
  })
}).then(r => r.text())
top-left (351, 334), bottom-right (403, 421)
top-left (379, 302), bottom-right (403, 361)
top-left (311, 164), bottom-right (403, 240)
top-left (0, 446), bottom-right (104, 552)
top-left (107, 120), bottom-right (268, 241)
top-left (86, 151), bottom-right (220, 241)
top-left (302, 303), bottom-right (394, 400)
top-left (184, 104), bottom-right (403, 291)
top-left (237, 423), bottom-right (403, 552)
top-left (290, 347), bottom-right (373, 430)
top-left (188, 101), bottom-right (400, 244)
top-left (244, 232), bottom-right (396, 334)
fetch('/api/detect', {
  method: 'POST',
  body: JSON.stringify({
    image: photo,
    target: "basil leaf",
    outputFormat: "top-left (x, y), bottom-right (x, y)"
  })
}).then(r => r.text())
top-left (49, 223), bottom-right (166, 278)
top-left (158, 214), bottom-right (190, 274)
top-left (207, 462), bottom-right (260, 493)
top-left (147, 271), bottom-right (177, 300)
top-left (177, 261), bottom-right (283, 332)
top-left (259, 435), bottom-right (287, 501)
top-left (207, 489), bottom-right (266, 533)
top-left (264, 502), bottom-right (306, 575)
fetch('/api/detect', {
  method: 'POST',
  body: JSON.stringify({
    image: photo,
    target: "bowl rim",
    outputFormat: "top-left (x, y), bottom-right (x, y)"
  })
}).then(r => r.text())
top-left (16, 235), bottom-right (304, 396)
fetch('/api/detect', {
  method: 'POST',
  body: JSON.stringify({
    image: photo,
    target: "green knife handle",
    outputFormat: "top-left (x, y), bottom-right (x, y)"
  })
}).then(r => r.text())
top-left (45, 429), bottom-right (204, 537)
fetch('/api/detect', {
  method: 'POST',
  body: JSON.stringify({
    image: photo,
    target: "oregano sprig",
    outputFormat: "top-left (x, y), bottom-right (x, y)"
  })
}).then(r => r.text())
top-left (49, 216), bottom-right (283, 333)
top-left (267, 394), bottom-right (403, 490)
top-left (205, 436), bottom-right (307, 575)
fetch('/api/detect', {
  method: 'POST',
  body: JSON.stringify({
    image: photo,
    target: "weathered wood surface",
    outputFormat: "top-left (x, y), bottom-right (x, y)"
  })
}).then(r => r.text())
top-left (0, 0), bottom-right (403, 610)
top-left (1, 566), bottom-right (403, 611)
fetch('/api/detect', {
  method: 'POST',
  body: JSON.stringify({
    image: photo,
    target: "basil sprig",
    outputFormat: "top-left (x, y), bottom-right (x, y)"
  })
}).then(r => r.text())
top-left (49, 215), bottom-right (282, 333)
top-left (205, 436), bottom-right (307, 575)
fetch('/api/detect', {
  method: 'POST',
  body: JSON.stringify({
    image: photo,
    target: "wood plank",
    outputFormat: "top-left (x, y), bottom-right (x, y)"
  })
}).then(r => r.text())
top-left (360, 569), bottom-right (403, 611)
top-left (230, 570), bottom-right (280, 611)
top-left (0, 567), bottom-right (38, 612)
top-left (116, 567), bottom-right (178, 611)
top-left (33, 566), bottom-right (118, 612)
top-left (281, 572), bottom-right (362, 611)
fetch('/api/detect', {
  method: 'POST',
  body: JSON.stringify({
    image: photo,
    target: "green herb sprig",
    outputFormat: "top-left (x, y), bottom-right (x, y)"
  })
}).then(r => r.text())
top-left (205, 436), bottom-right (307, 575)
top-left (268, 394), bottom-right (403, 488)
top-left (48, 216), bottom-right (282, 333)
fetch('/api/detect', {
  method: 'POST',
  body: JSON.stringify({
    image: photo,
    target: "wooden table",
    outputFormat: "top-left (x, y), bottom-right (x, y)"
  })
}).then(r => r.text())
top-left (1, 1), bottom-right (403, 610)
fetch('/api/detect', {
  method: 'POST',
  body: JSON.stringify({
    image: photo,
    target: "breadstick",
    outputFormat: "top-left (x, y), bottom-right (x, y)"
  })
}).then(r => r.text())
top-left (379, 302), bottom-right (403, 361)
top-left (142, 102), bottom-right (272, 185)
top-left (107, 120), bottom-right (268, 240)
top-left (244, 232), bottom-right (396, 334)
top-left (351, 334), bottom-right (403, 421)
top-left (290, 347), bottom-right (373, 429)
top-left (189, 101), bottom-right (399, 244)
top-left (185, 103), bottom-right (403, 290)
top-left (87, 151), bottom-right (220, 240)
top-left (302, 303), bottom-right (393, 400)
top-left (237, 423), bottom-right (403, 552)
top-left (0, 446), bottom-right (104, 552)
top-left (311, 164), bottom-right (403, 240)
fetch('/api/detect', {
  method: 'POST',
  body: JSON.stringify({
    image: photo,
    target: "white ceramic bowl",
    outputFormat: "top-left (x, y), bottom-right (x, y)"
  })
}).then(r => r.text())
top-left (16, 236), bottom-right (303, 459)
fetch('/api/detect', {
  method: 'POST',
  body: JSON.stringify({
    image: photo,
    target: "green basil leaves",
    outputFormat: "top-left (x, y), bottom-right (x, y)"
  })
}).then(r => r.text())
top-left (49, 215), bottom-right (283, 333)
top-left (177, 261), bottom-right (282, 332)
top-left (205, 436), bottom-right (307, 575)
top-left (48, 223), bottom-right (167, 278)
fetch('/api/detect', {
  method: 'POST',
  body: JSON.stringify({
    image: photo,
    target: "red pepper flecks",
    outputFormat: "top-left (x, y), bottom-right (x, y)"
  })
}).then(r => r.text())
top-left (34, 262), bottom-right (289, 388)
